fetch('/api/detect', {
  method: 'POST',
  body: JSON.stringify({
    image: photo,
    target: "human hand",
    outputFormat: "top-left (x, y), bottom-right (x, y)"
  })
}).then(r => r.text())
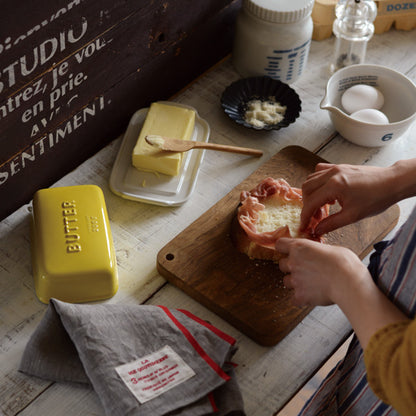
top-left (277, 237), bottom-right (409, 350)
top-left (277, 237), bottom-right (370, 308)
top-left (300, 163), bottom-right (397, 235)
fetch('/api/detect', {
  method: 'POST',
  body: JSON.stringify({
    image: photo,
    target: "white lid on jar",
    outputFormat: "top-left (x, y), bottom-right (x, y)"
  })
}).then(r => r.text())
top-left (244, 0), bottom-right (315, 23)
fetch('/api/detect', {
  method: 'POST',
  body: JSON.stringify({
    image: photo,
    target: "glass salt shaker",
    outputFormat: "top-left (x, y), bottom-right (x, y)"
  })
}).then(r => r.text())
top-left (330, 0), bottom-right (377, 73)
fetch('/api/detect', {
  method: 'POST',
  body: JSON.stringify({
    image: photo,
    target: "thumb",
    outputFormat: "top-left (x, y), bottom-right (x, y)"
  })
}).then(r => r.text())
top-left (315, 211), bottom-right (350, 235)
top-left (275, 237), bottom-right (293, 253)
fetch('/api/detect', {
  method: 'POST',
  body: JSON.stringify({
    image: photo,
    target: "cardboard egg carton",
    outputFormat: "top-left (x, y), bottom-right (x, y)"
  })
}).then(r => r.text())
top-left (312, 0), bottom-right (416, 40)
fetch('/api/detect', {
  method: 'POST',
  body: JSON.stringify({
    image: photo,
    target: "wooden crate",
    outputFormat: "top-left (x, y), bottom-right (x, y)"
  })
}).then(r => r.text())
top-left (0, 0), bottom-right (241, 220)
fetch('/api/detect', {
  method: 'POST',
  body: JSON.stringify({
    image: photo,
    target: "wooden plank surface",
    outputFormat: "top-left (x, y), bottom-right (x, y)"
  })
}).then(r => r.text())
top-left (157, 146), bottom-right (400, 345)
top-left (0, 0), bottom-right (240, 221)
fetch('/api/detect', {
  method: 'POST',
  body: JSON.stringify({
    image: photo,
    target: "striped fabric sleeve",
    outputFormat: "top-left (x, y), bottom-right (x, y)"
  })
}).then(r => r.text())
top-left (364, 319), bottom-right (416, 416)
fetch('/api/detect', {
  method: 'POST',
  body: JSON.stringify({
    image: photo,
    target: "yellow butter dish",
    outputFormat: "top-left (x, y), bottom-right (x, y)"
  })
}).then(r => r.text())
top-left (31, 185), bottom-right (118, 304)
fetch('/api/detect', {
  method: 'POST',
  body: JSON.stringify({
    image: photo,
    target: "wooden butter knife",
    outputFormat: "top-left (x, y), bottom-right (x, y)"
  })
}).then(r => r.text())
top-left (145, 135), bottom-right (263, 157)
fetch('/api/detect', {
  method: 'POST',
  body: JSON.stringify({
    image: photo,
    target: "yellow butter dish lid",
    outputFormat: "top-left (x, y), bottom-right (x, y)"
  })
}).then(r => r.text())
top-left (31, 185), bottom-right (118, 304)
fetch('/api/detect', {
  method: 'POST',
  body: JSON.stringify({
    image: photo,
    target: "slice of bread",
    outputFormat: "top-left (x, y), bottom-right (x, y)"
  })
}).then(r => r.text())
top-left (231, 177), bottom-right (328, 262)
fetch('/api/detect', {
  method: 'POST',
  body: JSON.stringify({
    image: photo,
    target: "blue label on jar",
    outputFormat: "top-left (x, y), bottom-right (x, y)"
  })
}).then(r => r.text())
top-left (264, 39), bottom-right (310, 82)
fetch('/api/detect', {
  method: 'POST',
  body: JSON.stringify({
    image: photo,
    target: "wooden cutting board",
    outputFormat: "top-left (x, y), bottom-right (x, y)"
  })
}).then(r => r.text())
top-left (157, 146), bottom-right (400, 346)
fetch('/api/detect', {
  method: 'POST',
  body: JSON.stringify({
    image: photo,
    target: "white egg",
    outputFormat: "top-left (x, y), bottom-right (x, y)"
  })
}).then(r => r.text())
top-left (350, 108), bottom-right (389, 124)
top-left (341, 84), bottom-right (385, 114)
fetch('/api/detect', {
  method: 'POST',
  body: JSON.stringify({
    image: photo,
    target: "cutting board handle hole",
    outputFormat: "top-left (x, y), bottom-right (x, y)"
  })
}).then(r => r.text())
top-left (165, 253), bottom-right (175, 261)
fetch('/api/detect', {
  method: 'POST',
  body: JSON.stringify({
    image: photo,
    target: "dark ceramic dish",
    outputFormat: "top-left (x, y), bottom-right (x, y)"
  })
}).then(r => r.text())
top-left (221, 76), bottom-right (302, 130)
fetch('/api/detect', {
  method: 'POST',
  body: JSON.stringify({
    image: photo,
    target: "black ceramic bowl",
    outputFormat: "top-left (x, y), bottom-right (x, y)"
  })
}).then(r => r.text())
top-left (220, 76), bottom-right (302, 131)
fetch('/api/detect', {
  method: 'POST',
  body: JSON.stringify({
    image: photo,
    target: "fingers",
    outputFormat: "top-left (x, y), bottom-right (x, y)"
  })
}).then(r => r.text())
top-left (276, 238), bottom-right (292, 275)
top-left (278, 256), bottom-right (290, 274)
top-left (277, 238), bottom-right (319, 307)
top-left (304, 163), bottom-right (335, 184)
top-left (300, 190), bottom-right (338, 232)
top-left (302, 169), bottom-right (331, 197)
top-left (277, 237), bottom-right (311, 273)
top-left (314, 211), bottom-right (347, 235)
top-left (277, 239), bottom-right (294, 288)
top-left (282, 273), bottom-right (293, 288)
top-left (276, 236), bottom-right (314, 258)
top-left (314, 162), bottom-right (334, 172)
top-left (277, 239), bottom-right (295, 298)
top-left (283, 274), bottom-right (309, 307)
top-left (300, 166), bottom-right (336, 232)
top-left (275, 237), bottom-right (292, 255)
top-left (300, 164), bottom-right (341, 232)
top-left (300, 196), bottom-right (333, 232)
top-left (304, 163), bottom-right (334, 182)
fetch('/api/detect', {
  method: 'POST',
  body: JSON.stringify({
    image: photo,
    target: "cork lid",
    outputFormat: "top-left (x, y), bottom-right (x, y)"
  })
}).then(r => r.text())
top-left (244, 0), bottom-right (315, 23)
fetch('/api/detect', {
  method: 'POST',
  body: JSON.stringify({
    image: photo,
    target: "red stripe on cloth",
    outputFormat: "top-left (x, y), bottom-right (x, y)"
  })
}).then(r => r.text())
top-left (177, 309), bottom-right (236, 346)
top-left (208, 392), bottom-right (218, 412)
top-left (226, 361), bottom-right (239, 368)
top-left (157, 305), bottom-right (230, 381)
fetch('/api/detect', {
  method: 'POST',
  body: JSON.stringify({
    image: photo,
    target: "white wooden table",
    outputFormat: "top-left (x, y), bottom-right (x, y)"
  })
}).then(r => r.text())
top-left (1, 29), bottom-right (415, 416)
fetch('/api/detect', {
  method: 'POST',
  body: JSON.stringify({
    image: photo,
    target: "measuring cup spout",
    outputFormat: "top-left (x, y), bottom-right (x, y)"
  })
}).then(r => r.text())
top-left (320, 93), bottom-right (344, 117)
top-left (320, 89), bottom-right (331, 109)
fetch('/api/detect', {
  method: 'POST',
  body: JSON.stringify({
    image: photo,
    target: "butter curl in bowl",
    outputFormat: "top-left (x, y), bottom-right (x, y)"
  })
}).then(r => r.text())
top-left (221, 76), bottom-right (302, 131)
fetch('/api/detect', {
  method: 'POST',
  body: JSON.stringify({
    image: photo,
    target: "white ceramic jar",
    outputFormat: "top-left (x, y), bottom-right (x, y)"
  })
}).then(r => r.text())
top-left (232, 0), bottom-right (314, 84)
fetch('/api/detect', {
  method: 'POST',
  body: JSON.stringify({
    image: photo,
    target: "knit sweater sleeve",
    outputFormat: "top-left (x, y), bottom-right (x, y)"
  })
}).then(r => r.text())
top-left (364, 319), bottom-right (416, 416)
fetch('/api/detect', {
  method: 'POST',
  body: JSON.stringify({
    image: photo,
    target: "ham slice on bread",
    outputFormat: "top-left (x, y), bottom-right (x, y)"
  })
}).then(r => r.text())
top-left (231, 177), bottom-right (329, 262)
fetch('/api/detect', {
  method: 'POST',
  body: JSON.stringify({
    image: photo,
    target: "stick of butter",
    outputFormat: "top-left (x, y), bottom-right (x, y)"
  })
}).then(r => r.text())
top-left (132, 102), bottom-right (196, 176)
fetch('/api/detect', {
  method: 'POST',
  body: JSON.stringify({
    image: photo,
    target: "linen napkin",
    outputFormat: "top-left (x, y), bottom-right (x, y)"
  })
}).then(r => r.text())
top-left (19, 299), bottom-right (245, 416)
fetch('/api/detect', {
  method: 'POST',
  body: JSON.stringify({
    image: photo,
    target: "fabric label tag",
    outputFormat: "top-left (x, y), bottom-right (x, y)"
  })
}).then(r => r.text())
top-left (115, 345), bottom-right (196, 404)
